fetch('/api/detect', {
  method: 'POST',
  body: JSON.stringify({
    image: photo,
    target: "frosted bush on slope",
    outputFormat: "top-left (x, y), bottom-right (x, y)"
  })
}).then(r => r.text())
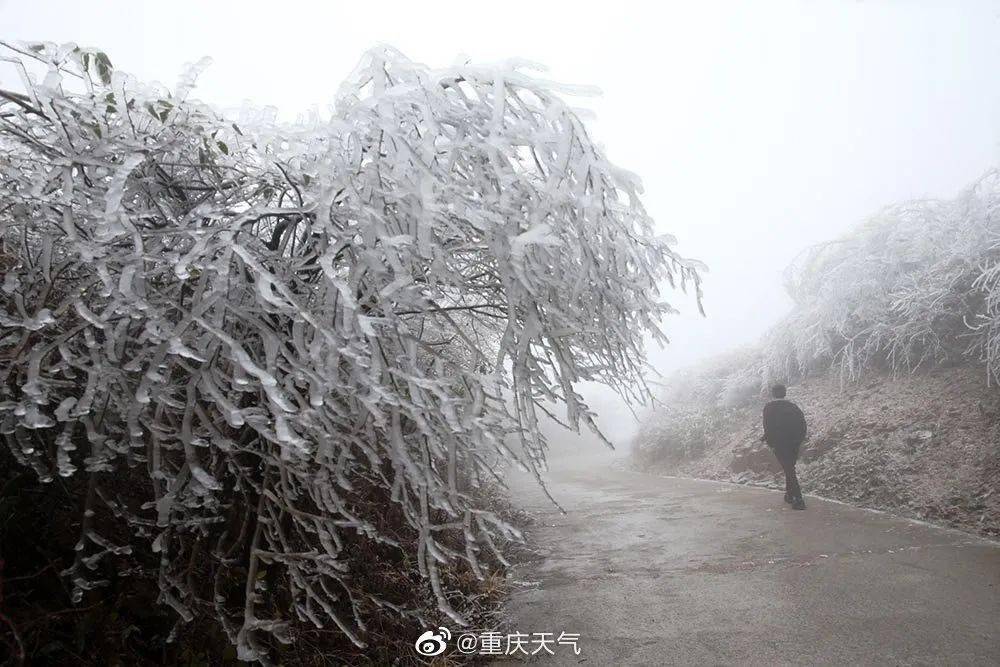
top-left (635, 170), bottom-right (1000, 460)
top-left (773, 171), bottom-right (1000, 384)
top-left (0, 42), bottom-right (701, 661)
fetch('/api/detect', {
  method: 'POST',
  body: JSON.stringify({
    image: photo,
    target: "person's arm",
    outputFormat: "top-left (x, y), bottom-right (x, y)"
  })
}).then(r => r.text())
top-left (761, 403), bottom-right (771, 445)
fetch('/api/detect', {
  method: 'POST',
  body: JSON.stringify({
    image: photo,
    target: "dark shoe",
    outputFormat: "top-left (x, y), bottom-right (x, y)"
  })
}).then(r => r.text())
top-left (791, 497), bottom-right (806, 510)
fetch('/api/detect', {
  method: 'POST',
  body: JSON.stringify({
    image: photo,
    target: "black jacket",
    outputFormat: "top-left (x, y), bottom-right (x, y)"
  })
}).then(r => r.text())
top-left (762, 399), bottom-right (807, 449)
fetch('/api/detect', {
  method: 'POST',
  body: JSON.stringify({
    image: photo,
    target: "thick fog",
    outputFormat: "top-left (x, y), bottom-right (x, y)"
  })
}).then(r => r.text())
top-left (6, 0), bottom-right (1000, 452)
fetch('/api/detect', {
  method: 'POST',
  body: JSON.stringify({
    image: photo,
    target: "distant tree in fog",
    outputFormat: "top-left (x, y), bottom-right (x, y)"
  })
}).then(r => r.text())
top-left (635, 169), bottom-right (1000, 452)
top-left (765, 171), bottom-right (1000, 385)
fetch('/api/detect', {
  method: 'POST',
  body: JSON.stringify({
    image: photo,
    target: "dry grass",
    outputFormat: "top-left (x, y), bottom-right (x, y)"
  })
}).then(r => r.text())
top-left (634, 366), bottom-right (1000, 537)
top-left (0, 450), bottom-right (528, 665)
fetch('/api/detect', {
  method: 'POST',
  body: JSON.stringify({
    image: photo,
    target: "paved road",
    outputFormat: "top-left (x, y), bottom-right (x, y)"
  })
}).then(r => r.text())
top-left (496, 461), bottom-right (1000, 666)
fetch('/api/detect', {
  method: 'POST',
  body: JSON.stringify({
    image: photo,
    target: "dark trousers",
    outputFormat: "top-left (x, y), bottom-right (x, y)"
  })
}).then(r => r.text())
top-left (773, 444), bottom-right (801, 500)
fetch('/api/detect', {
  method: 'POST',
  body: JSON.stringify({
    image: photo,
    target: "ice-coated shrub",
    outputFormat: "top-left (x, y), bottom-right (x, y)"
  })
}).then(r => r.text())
top-left (0, 42), bottom-right (701, 661)
top-left (773, 171), bottom-right (1000, 383)
top-left (635, 170), bottom-right (1000, 463)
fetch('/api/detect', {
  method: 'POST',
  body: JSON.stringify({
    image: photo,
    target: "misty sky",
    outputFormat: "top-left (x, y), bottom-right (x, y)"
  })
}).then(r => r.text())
top-left (4, 0), bottom-right (1000, 442)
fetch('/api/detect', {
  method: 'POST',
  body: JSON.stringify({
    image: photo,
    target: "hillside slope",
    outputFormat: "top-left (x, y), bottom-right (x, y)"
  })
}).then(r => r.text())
top-left (633, 366), bottom-right (1000, 537)
top-left (633, 169), bottom-right (1000, 537)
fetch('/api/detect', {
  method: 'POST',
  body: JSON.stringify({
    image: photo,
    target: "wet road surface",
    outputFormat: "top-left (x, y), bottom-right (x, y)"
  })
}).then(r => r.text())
top-left (495, 462), bottom-right (1000, 665)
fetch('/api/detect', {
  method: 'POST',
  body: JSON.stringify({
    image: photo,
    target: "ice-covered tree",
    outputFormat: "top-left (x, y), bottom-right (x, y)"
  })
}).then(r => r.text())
top-left (766, 170), bottom-right (1000, 385)
top-left (0, 42), bottom-right (701, 661)
top-left (634, 169), bottom-right (1000, 460)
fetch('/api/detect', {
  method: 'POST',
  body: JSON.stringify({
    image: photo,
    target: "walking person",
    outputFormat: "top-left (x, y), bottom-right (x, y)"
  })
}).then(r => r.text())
top-left (761, 384), bottom-right (807, 510)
